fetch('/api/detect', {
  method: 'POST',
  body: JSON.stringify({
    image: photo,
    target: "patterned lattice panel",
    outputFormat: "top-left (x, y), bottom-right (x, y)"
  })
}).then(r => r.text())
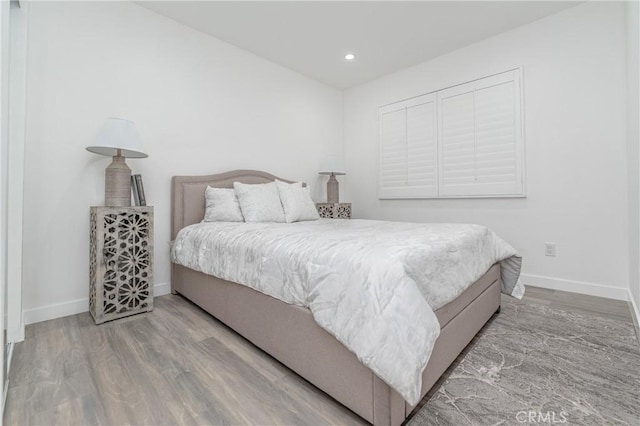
top-left (316, 203), bottom-right (352, 219)
top-left (90, 206), bottom-right (154, 324)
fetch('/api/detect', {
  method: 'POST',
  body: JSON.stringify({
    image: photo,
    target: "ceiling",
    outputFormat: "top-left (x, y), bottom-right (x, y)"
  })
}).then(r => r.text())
top-left (139, 1), bottom-right (581, 89)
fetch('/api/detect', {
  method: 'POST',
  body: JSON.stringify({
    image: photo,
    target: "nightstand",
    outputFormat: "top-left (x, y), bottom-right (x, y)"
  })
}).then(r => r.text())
top-left (89, 206), bottom-right (154, 324)
top-left (316, 203), bottom-right (352, 219)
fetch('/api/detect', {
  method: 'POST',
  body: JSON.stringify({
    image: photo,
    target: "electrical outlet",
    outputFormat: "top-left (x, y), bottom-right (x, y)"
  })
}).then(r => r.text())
top-left (545, 242), bottom-right (556, 257)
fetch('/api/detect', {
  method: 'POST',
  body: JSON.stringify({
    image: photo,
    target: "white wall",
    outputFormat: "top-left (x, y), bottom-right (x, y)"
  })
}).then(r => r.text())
top-left (343, 2), bottom-right (629, 299)
top-left (627, 0), bottom-right (640, 325)
top-left (22, 1), bottom-right (343, 323)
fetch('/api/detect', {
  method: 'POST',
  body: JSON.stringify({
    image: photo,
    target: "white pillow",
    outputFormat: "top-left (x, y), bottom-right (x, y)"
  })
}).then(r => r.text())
top-left (233, 181), bottom-right (286, 223)
top-left (203, 186), bottom-right (244, 222)
top-left (276, 180), bottom-right (320, 223)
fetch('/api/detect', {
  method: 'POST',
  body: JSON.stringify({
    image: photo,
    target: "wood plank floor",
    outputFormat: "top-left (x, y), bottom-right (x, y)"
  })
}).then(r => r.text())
top-left (3, 287), bottom-right (636, 425)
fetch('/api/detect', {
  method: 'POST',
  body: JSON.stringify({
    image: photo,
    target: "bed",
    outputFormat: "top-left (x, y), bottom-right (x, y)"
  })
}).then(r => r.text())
top-left (170, 170), bottom-right (519, 426)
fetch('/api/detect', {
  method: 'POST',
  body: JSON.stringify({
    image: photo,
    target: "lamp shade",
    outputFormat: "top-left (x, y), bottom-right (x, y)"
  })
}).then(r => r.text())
top-left (319, 156), bottom-right (346, 175)
top-left (86, 118), bottom-right (147, 158)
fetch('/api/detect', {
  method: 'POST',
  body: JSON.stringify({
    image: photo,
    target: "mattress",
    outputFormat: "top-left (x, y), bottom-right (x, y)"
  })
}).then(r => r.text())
top-left (171, 218), bottom-right (523, 404)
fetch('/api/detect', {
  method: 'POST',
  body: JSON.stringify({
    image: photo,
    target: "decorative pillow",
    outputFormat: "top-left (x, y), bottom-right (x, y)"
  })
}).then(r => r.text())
top-left (276, 180), bottom-right (320, 223)
top-left (233, 181), bottom-right (286, 223)
top-left (203, 186), bottom-right (244, 222)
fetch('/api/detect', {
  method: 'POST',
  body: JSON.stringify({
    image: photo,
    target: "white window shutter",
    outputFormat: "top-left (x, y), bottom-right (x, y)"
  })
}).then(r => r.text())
top-left (379, 105), bottom-right (407, 195)
top-left (406, 96), bottom-right (438, 196)
top-left (475, 79), bottom-right (519, 192)
top-left (379, 94), bottom-right (437, 199)
top-left (437, 69), bottom-right (524, 197)
top-left (438, 90), bottom-right (476, 194)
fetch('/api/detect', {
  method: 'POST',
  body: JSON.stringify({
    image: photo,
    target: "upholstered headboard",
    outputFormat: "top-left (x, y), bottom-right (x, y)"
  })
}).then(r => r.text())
top-left (171, 170), bottom-right (297, 240)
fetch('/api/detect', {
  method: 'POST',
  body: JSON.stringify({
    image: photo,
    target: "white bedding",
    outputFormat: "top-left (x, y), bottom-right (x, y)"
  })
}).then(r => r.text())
top-left (171, 219), bottom-right (523, 405)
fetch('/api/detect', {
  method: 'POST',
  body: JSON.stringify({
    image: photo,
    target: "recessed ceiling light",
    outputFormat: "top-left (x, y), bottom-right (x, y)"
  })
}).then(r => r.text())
top-left (344, 53), bottom-right (356, 61)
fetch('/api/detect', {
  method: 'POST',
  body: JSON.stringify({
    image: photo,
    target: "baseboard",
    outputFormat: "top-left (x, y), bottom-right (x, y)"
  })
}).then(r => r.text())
top-left (520, 273), bottom-right (628, 301)
top-left (628, 290), bottom-right (640, 345)
top-left (24, 282), bottom-right (172, 325)
top-left (24, 297), bottom-right (89, 325)
top-left (154, 282), bottom-right (171, 296)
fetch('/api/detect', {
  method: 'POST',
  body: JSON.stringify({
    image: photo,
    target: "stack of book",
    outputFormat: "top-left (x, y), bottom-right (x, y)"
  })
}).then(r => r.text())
top-left (131, 174), bottom-right (146, 206)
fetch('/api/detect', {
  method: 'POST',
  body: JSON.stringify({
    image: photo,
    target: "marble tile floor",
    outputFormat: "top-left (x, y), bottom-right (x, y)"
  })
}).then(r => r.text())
top-left (407, 294), bottom-right (640, 425)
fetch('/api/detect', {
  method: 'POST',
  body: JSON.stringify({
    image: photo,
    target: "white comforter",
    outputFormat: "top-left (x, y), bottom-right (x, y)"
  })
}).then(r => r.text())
top-left (171, 219), bottom-right (523, 405)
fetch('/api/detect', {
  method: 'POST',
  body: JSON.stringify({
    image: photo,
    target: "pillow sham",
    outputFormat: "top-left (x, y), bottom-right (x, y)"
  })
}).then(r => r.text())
top-left (276, 180), bottom-right (320, 223)
top-left (233, 181), bottom-right (286, 223)
top-left (203, 186), bottom-right (244, 222)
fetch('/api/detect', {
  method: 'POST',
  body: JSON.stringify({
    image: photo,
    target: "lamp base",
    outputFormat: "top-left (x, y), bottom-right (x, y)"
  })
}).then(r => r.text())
top-left (105, 155), bottom-right (131, 206)
top-left (327, 173), bottom-right (339, 204)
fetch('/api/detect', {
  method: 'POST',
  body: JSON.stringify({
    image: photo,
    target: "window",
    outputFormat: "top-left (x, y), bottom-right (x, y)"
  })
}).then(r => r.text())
top-left (378, 69), bottom-right (525, 199)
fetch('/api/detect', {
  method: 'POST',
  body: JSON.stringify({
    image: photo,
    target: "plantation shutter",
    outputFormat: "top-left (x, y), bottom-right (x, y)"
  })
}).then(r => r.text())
top-left (379, 94), bottom-right (437, 199)
top-left (379, 105), bottom-right (406, 193)
top-left (438, 70), bottom-right (523, 196)
top-left (406, 96), bottom-right (437, 195)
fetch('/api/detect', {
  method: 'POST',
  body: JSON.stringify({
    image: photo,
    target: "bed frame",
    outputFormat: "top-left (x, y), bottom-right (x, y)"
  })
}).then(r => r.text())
top-left (171, 170), bottom-right (501, 426)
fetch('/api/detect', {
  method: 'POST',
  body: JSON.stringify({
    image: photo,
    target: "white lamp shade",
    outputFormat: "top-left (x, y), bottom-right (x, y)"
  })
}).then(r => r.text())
top-left (86, 117), bottom-right (148, 158)
top-left (319, 156), bottom-right (346, 175)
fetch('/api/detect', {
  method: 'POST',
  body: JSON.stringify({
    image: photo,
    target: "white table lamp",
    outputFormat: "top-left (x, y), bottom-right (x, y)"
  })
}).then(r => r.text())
top-left (319, 156), bottom-right (346, 204)
top-left (86, 118), bottom-right (147, 206)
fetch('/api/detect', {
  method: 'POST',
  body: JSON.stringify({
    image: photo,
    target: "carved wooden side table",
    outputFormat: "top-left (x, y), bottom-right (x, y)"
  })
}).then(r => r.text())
top-left (90, 206), bottom-right (154, 324)
top-left (316, 203), bottom-right (352, 219)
